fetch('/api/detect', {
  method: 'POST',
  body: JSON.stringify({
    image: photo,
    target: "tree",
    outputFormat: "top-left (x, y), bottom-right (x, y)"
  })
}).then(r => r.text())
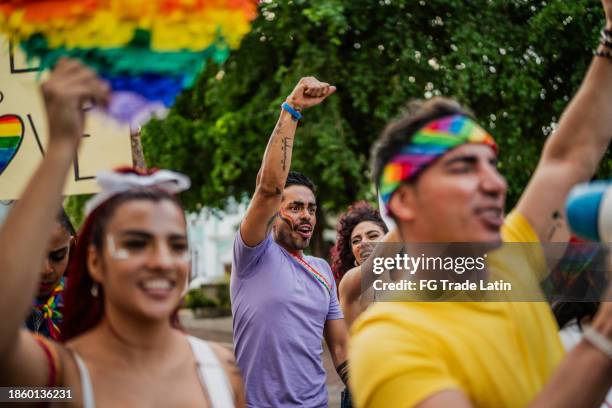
top-left (141, 0), bottom-right (611, 244)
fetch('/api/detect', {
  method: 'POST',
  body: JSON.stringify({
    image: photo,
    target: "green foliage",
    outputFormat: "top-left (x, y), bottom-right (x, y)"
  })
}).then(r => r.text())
top-left (184, 288), bottom-right (218, 310)
top-left (216, 283), bottom-right (231, 309)
top-left (64, 194), bottom-right (91, 230)
top-left (143, 0), bottom-right (612, 216)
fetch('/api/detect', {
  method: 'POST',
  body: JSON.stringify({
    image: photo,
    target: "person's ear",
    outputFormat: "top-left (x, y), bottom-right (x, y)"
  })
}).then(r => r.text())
top-left (389, 184), bottom-right (417, 223)
top-left (87, 244), bottom-right (104, 283)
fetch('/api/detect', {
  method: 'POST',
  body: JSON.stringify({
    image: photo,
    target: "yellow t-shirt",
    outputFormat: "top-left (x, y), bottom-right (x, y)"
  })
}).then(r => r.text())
top-left (349, 211), bottom-right (565, 408)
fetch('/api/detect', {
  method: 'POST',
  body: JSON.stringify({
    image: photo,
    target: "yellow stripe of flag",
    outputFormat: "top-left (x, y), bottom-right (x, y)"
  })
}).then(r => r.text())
top-left (0, 123), bottom-right (22, 137)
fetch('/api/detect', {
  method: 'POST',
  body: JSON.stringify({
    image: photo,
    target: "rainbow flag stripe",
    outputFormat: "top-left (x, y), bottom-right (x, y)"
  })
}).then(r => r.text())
top-left (0, 1), bottom-right (258, 128)
top-left (379, 114), bottom-right (497, 213)
top-left (0, 115), bottom-right (24, 173)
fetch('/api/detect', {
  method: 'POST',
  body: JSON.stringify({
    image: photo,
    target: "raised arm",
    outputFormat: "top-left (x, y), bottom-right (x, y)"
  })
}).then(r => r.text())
top-left (0, 59), bottom-right (109, 382)
top-left (240, 77), bottom-right (335, 247)
top-left (516, 0), bottom-right (612, 243)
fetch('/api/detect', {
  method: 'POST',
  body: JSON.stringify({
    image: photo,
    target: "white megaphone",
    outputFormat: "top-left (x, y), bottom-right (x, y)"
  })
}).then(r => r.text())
top-left (566, 181), bottom-right (612, 242)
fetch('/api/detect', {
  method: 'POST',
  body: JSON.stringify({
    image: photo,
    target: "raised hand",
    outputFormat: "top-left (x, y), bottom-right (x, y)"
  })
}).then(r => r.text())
top-left (41, 58), bottom-right (110, 148)
top-left (603, 0), bottom-right (612, 29)
top-left (285, 76), bottom-right (336, 111)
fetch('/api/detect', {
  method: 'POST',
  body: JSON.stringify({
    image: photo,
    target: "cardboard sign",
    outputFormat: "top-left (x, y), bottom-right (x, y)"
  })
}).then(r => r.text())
top-left (0, 37), bottom-right (132, 199)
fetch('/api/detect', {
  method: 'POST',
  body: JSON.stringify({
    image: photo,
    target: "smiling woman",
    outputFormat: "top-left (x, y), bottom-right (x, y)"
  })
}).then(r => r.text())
top-left (330, 201), bottom-right (388, 282)
top-left (61, 173), bottom-right (189, 340)
top-left (0, 60), bottom-right (245, 408)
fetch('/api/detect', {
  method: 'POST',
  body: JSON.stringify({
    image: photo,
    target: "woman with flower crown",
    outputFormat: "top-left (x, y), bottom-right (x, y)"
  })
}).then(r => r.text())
top-left (0, 58), bottom-right (245, 407)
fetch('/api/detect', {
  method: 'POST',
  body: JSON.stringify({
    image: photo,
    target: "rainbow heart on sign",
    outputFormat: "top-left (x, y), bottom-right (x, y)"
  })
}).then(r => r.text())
top-left (0, 115), bottom-right (24, 176)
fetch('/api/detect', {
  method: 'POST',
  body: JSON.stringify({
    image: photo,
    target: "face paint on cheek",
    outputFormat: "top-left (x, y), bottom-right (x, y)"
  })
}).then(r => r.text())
top-left (107, 235), bottom-right (130, 260)
top-left (278, 209), bottom-right (296, 231)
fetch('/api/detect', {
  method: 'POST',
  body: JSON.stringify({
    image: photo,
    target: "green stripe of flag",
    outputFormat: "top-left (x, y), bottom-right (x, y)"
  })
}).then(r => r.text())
top-left (0, 136), bottom-right (21, 148)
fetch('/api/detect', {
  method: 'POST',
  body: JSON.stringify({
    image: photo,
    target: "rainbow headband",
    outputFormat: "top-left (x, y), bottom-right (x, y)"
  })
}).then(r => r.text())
top-left (378, 114), bottom-right (497, 214)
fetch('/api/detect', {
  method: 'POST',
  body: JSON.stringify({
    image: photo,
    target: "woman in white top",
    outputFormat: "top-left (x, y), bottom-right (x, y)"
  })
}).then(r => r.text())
top-left (0, 58), bottom-right (245, 407)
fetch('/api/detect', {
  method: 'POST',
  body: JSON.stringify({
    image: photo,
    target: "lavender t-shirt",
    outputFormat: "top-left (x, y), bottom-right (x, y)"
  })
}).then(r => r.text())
top-left (231, 232), bottom-right (343, 408)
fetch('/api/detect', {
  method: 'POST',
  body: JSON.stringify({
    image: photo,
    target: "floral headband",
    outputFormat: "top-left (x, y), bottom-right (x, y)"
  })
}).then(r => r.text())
top-left (85, 169), bottom-right (191, 216)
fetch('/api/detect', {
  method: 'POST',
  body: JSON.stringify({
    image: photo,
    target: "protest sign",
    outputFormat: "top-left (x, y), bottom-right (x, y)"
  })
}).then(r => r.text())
top-left (0, 37), bottom-right (132, 199)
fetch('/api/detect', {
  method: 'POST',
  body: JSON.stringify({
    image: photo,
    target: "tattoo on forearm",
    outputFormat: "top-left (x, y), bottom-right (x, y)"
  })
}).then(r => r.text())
top-left (266, 212), bottom-right (279, 231)
top-left (281, 137), bottom-right (292, 171)
top-left (546, 210), bottom-right (564, 241)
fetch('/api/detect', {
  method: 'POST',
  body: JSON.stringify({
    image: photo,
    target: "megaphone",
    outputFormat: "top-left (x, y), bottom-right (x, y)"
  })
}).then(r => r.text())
top-left (566, 181), bottom-right (612, 242)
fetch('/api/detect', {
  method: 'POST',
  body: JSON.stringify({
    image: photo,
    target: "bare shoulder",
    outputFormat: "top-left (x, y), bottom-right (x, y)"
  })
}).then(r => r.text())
top-left (65, 327), bottom-right (105, 362)
top-left (6, 329), bottom-right (81, 398)
top-left (208, 342), bottom-right (236, 366)
top-left (65, 330), bottom-right (95, 351)
top-left (339, 266), bottom-right (361, 302)
top-left (208, 342), bottom-right (246, 408)
top-left (56, 341), bottom-right (83, 401)
top-left (385, 228), bottom-right (402, 243)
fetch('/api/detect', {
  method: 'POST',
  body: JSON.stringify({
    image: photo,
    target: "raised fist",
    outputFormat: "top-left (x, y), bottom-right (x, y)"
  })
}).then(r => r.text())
top-left (285, 76), bottom-right (336, 111)
top-left (603, 0), bottom-right (612, 29)
top-left (41, 58), bottom-right (110, 147)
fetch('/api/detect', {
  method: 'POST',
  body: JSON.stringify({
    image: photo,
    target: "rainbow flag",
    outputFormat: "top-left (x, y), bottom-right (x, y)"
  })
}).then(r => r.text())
top-left (0, 0), bottom-right (258, 128)
top-left (0, 115), bottom-right (24, 174)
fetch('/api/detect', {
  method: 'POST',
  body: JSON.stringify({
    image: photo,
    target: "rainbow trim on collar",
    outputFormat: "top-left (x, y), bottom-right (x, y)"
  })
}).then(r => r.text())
top-left (378, 114), bottom-right (497, 214)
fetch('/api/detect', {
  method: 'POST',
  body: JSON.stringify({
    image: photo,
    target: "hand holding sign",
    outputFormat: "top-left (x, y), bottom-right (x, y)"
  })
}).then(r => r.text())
top-left (41, 58), bottom-right (110, 149)
top-left (0, 39), bottom-right (133, 200)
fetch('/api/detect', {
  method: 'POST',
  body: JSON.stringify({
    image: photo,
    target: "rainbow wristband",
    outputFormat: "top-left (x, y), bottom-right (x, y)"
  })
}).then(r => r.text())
top-left (281, 102), bottom-right (302, 121)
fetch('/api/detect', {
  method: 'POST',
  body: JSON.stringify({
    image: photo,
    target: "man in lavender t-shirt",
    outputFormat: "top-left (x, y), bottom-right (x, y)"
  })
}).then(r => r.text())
top-left (231, 77), bottom-right (348, 407)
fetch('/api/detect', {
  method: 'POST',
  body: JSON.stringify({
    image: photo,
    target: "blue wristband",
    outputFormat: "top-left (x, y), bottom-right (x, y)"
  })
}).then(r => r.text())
top-left (281, 102), bottom-right (302, 121)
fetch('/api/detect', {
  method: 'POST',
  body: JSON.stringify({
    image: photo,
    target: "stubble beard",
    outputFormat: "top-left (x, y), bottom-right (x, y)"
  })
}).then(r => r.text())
top-left (276, 225), bottom-right (309, 252)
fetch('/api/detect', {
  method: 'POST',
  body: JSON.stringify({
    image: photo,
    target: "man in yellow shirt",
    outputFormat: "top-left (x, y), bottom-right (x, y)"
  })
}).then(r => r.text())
top-left (349, 2), bottom-right (612, 406)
